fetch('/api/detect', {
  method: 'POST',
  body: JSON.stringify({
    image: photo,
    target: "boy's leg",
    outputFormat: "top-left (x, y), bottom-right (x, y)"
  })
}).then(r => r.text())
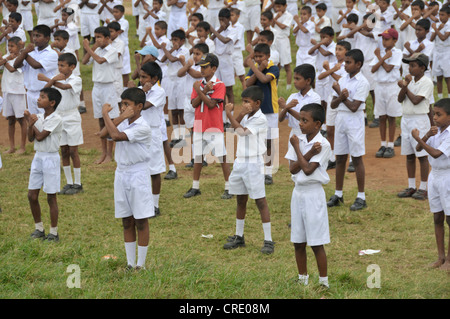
top-left (328, 154), bottom-right (347, 207)
top-left (47, 193), bottom-right (59, 237)
top-left (326, 125), bottom-right (336, 168)
top-left (265, 139), bottom-right (274, 184)
top-left (350, 156), bottom-right (367, 211)
top-left (219, 155), bottom-right (231, 189)
top-left (17, 118), bottom-right (27, 153)
top-left (311, 245), bottom-right (328, 287)
top-left (284, 64), bottom-right (292, 88)
top-left (429, 211), bottom-right (446, 268)
top-left (412, 156), bottom-right (429, 200)
top-left (60, 145), bottom-right (74, 193)
top-left (378, 114), bottom-right (387, 145)
top-left (225, 86), bottom-right (234, 105)
top-left (64, 146), bottom-right (83, 194)
top-left (171, 110), bottom-right (180, 145)
top-left (135, 218), bottom-right (149, 268)
top-left (443, 216), bottom-right (450, 270)
top-left (255, 197), bottom-right (273, 247)
top-left (6, 116), bottom-right (16, 153)
top-left (96, 118), bottom-right (107, 164)
top-left (184, 157), bottom-right (203, 198)
top-left (28, 189), bottom-right (43, 235)
top-left (224, 195), bottom-right (247, 249)
top-left (436, 75), bottom-right (443, 96)
top-left (122, 216), bottom-right (137, 268)
top-left (151, 174), bottom-right (161, 210)
top-left (294, 243), bottom-right (308, 283)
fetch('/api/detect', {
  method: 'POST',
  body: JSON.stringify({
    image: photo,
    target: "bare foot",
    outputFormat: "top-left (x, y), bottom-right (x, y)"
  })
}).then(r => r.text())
top-left (439, 260), bottom-right (450, 271)
top-left (102, 155), bottom-right (112, 164)
top-left (427, 259), bottom-right (445, 269)
top-left (4, 148), bottom-right (15, 154)
top-left (94, 154), bottom-right (106, 164)
top-left (16, 148), bottom-right (26, 154)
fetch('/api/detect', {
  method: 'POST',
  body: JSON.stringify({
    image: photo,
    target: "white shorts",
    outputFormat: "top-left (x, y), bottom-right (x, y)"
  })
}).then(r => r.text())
top-left (27, 90), bottom-right (43, 115)
top-left (114, 164), bottom-right (154, 219)
top-left (240, 5), bottom-right (261, 31)
top-left (229, 159), bottom-right (266, 199)
top-left (361, 62), bottom-right (375, 91)
top-left (334, 111), bottom-right (365, 157)
top-left (296, 47), bottom-right (316, 67)
top-left (428, 170), bottom-right (450, 215)
top-left (131, 0), bottom-right (139, 16)
top-left (166, 77), bottom-right (188, 110)
top-left (374, 83), bottom-right (402, 117)
top-left (432, 52), bottom-right (450, 78)
top-left (2, 93), bottom-right (26, 118)
top-left (400, 114), bottom-right (430, 157)
top-left (287, 2), bottom-right (299, 17)
top-left (160, 116), bottom-right (168, 142)
top-left (193, 131), bottom-right (226, 158)
top-left (21, 10), bottom-right (33, 31)
top-left (58, 109), bottom-right (84, 146)
top-left (332, 6), bottom-right (346, 33)
top-left (28, 152), bottom-right (61, 194)
top-left (149, 127), bottom-right (166, 175)
top-left (275, 37), bottom-right (292, 66)
top-left (80, 14), bottom-right (99, 37)
top-left (122, 47), bottom-right (131, 75)
top-left (92, 82), bottom-right (119, 119)
top-left (183, 103), bottom-right (195, 129)
top-left (232, 49), bottom-right (245, 77)
top-left (315, 78), bottom-right (331, 102)
top-left (291, 183), bottom-right (330, 246)
top-left (265, 113), bottom-right (279, 140)
top-left (216, 54), bottom-right (235, 87)
top-left (326, 103), bottom-right (338, 126)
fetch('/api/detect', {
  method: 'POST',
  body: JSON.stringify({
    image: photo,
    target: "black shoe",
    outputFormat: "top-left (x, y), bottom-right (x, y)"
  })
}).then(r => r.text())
top-left (347, 162), bottom-right (355, 172)
top-left (260, 240), bottom-right (275, 254)
top-left (58, 184), bottom-right (73, 195)
top-left (44, 233), bottom-right (59, 242)
top-left (30, 229), bottom-right (45, 240)
top-left (350, 197), bottom-right (367, 211)
top-left (183, 187), bottom-right (201, 198)
top-left (164, 170), bottom-right (178, 180)
top-left (327, 195), bottom-right (344, 207)
top-left (165, 120), bottom-right (171, 127)
top-left (202, 160), bottom-right (208, 167)
top-left (185, 159), bottom-right (194, 168)
top-left (223, 235), bottom-right (245, 249)
top-left (151, 207), bottom-right (160, 218)
top-left (172, 138), bottom-right (186, 148)
top-left (375, 146), bottom-right (386, 158)
top-left (369, 118), bottom-right (379, 128)
top-left (383, 147), bottom-right (395, 158)
top-left (394, 135), bottom-right (401, 147)
top-left (221, 189), bottom-right (233, 199)
top-left (78, 105), bottom-right (87, 114)
top-left (169, 139), bottom-right (180, 148)
top-left (65, 184), bottom-right (83, 195)
top-left (265, 175), bottom-right (273, 185)
top-left (327, 160), bottom-right (336, 170)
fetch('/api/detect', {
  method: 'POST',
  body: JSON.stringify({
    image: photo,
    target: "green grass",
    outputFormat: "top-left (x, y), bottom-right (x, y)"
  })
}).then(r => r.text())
top-left (0, 12), bottom-right (449, 300)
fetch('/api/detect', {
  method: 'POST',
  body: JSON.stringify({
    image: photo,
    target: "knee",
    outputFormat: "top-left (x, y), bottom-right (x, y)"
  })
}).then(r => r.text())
top-left (135, 219), bottom-right (148, 232)
top-left (434, 212), bottom-right (445, 226)
top-left (122, 217), bottom-right (134, 230)
top-left (69, 147), bottom-right (79, 159)
top-left (61, 147), bottom-right (70, 158)
top-left (236, 195), bottom-right (248, 207)
top-left (406, 154), bottom-right (415, 163)
top-left (28, 191), bottom-right (38, 203)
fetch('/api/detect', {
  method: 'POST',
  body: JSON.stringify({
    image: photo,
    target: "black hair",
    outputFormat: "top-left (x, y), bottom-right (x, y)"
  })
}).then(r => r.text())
top-left (336, 40), bottom-right (351, 51)
top-left (62, 7), bottom-right (74, 15)
top-left (347, 13), bottom-right (359, 24)
top-left (121, 87), bottom-right (146, 107)
top-left (379, 0), bottom-right (390, 4)
top-left (274, 0), bottom-right (287, 5)
top-left (33, 24), bottom-right (51, 38)
top-left (113, 4), bottom-right (125, 12)
top-left (316, 3), bottom-right (327, 11)
top-left (58, 52), bottom-right (77, 67)
top-left (53, 29), bottom-right (69, 40)
top-left (229, 7), bottom-right (240, 15)
top-left (155, 20), bottom-right (168, 30)
top-left (320, 26), bottom-right (334, 37)
top-left (171, 29), bottom-right (186, 40)
top-left (411, 0), bottom-right (425, 10)
top-left (301, 6), bottom-right (312, 14)
top-left (192, 12), bottom-right (204, 21)
top-left (294, 63), bottom-right (316, 84)
top-left (153, 0), bottom-right (163, 5)
top-left (193, 42), bottom-right (209, 54)
top-left (9, 11), bottom-right (21, 23)
top-left (301, 103), bottom-right (325, 125)
top-left (241, 85), bottom-right (264, 102)
top-left (345, 49), bottom-right (365, 67)
top-left (440, 5), bottom-right (450, 14)
top-left (94, 26), bottom-right (110, 38)
top-left (254, 43), bottom-right (271, 55)
top-left (196, 21), bottom-right (210, 32)
top-left (40, 87), bottom-right (62, 109)
top-left (218, 8), bottom-right (231, 19)
top-left (141, 61), bottom-right (163, 82)
top-left (261, 10), bottom-right (273, 20)
top-left (107, 21), bottom-right (122, 31)
top-left (434, 98), bottom-right (450, 115)
top-left (7, 36), bottom-right (21, 45)
top-left (6, 0), bottom-right (18, 6)
top-left (259, 30), bottom-right (274, 42)
top-left (416, 18), bottom-right (431, 31)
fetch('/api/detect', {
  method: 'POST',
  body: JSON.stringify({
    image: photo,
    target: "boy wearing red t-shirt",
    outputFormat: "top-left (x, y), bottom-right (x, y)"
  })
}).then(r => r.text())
top-left (184, 53), bottom-right (232, 199)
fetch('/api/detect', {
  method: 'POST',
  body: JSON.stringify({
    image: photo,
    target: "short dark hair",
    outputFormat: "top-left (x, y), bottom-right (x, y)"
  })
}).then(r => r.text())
top-left (94, 26), bottom-right (110, 38)
top-left (411, 0), bottom-right (425, 10)
top-left (416, 18), bottom-right (431, 31)
top-left (53, 29), bottom-right (69, 40)
top-left (337, 40), bottom-right (351, 52)
top-left (434, 98), bottom-right (450, 115)
top-left (171, 29), bottom-right (186, 40)
top-left (141, 61), bottom-right (163, 81)
top-left (440, 5), bottom-right (450, 14)
top-left (301, 6), bottom-right (312, 14)
top-left (261, 10), bottom-right (273, 20)
top-left (347, 13), bottom-right (359, 24)
top-left (192, 12), bottom-right (204, 21)
top-left (229, 7), bottom-right (240, 15)
top-left (301, 103), bottom-right (325, 125)
top-left (107, 21), bottom-right (121, 31)
top-left (121, 87), bottom-right (146, 107)
top-left (254, 43), bottom-right (270, 56)
top-left (379, 0), bottom-right (391, 4)
top-left (193, 42), bottom-right (209, 54)
top-left (153, 0), bottom-right (163, 5)
top-left (196, 21), bottom-right (211, 32)
top-left (274, 0), bottom-right (287, 5)
top-left (155, 20), bottom-right (167, 30)
top-left (218, 8), bottom-right (231, 18)
top-left (241, 85), bottom-right (264, 102)
top-left (259, 30), bottom-right (274, 42)
top-left (33, 24), bottom-right (51, 38)
top-left (316, 3), bottom-right (327, 11)
top-left (113, 4), bottom-right (125, 12)
top-left (9, 12), bottom-right (21, 23)
top-left (294, 63), bottom-right (316, 84)
top-left (8, 36), bottom-right (21, 46)
top-left (6, 0), bottom-right (18, 6)
top-left (40, 87), bottom-right (62, 109)
top-left (58, 52), bottom-right (77, 67)
top-left (320, 26), bottom-right (334, 37)
top-left (346, 49), bottom-right (365, 67)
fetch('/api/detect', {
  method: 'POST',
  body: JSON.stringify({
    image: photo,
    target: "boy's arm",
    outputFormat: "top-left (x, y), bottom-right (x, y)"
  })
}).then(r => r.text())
top-left (82, 39), bottom-right (107, 64)
top-left (192, 81), bottom-right (221, 109)
top-left (248, 60), bottom-right (273, 84)
top-left (101, 104), bottom-right (132, 141)
top-left (160, 42), bottom-right (178, 63)
top-left (412, 127), bottom-right (443, 158)
top-left (224, 103), bottom-right (252, 135)
top-left (288, 135), bottom-right (321, 175)
top-left (278, 97), bottom-right (298, 122)
top-left (397, 76), bottom-right (425, 105)
top-left (14, 43), bottom-right (35, 68)
top-left (24, 110), bottom-right (51, 142)
top-left (432, 23), bottom-right (450, 41)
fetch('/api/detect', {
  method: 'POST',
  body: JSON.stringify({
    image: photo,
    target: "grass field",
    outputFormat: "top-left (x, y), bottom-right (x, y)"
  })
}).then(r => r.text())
top-left (0, 10), bottom-right (449, 301)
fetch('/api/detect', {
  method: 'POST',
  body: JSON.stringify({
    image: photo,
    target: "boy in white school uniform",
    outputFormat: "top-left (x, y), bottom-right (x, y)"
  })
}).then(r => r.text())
top-left (34, 0), bottom-right (57, 26)
top-left (431, 5), bottom-right (450, 102)
top-left (293, 6), bottom-right (316, 67)
top-left (328, 49), bottom-right (370, 211)
top-left (167, 0), bottom-right (188, 36)
top-left (78, 0), bottom-right (100, 43)
top-left (18, 0), bottom-right (33, 36)
top-left (230, 8), bottom-right (246, 92)
top-left (0, 12), bottom-right (27, 52)
top-left (285, 103), bottom-right (331, 288)
top-left (112, 4), bottom-right (131, 88)
top-left (14, 25), bottom-right (59, 115)
top-left (108, 22), bottom-right (126, 99)
top-left (240, 0), bottom-right (261, 45)
top-left (223, 86), bottom-right (275, 255)
top-left (82, 26), bottom-right (120, 164)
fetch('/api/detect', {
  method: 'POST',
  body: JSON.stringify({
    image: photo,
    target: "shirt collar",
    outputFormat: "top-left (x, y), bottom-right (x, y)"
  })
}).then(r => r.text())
top-left (298, 131), bottom-right (324, 145)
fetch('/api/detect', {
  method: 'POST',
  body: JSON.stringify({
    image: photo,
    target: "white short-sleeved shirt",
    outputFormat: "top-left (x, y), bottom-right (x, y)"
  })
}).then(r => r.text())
top-left (148, 9), bottom-right (167, 28)
top-left (58, 22), bottom-right (81, 52)
top-left (273, 11), bottom-right (293, 39)
top-left (166, 45), bottom-right (190, 78)
top-left (1, 28), bottom-right (27, 46)
top-left (401, 75), bottom-right (434, 115)
top-left (78, 0), bottom-right (100, 14)
top-left (55, 74), bottom-right (82, 113)
top-left (33, 112), bottom-right (63, 153)
top-left (332, 72), bottom-right (370, 112)
top-left (369, 47), bottom-right (403, 83)
top-left (402, 39), bottom-right (434, 77)
top-left (284, 89), bottom-right (321, 130)
top-left (214, 26), bottom-right (238, 56)
top-left (19, 0), bottom-right (32, 11)
top-left (170, 0), bottom-right (187, 14)
top-left (142, 83), bottom-right (166, 127)
top-left (235, 109), bottom-right (268, 161)
top-left (193, 37), bottom-right (215, 54)
top-left (232, 22), bottom-right (245, 51)
top-left (117, 17), bottom-right (129, 45)
top-left (90, 44), bottom-right (119, 83)
top-left (354, 31), bottom-right (377, 64)
top-left (294, 20), bottom-right (315, 47)
top-left (111, 37), bottom-right (125, 75)
top-left (37, 0), bottom-right (57, 20)
top-left (1, 56), bottom-right (26, 94)
top-left (434, 21), bottom-right (450, 53)
top-left (313, 15), bottom-right (331, 41)
top-left (115, 116), bottom-right (152, 167)
top-left (312, 42), bottom-right (337, 72)
top-left (427, 126), bottom-right (450, 170)
top-left (376, 7), bottom-right (394, 32)
top-left (23, 46), bottom-right (59, 92)
top-left (285, 132), bottom-right (331, 186)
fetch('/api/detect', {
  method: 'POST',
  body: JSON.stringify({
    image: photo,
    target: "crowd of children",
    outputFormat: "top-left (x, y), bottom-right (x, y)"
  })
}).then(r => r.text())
top-left (0, 0), bottom-right (449, 286)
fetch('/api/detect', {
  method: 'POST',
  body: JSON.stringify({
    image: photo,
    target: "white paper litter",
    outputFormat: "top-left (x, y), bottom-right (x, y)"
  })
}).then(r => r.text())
top-left (201, 234), bottom-right (213, 239)
top-left (359, 249), bottom-right (381, 255)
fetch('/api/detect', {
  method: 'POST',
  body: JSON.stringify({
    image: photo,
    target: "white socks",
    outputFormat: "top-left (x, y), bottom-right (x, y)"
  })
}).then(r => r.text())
top-left (419, 181), bottom-right (427, 191)
top-left (225, 181), bottom-right (229, 191)
top-left (235, 219), bottom-right (272, 242)
top-left (236, 218), bottom-right (245, 237)
top-left (63, 166), bottom-right (73, 185)
top-left (137, 246), bottom-right (148, 268)
top-left (408, 178), bottom-right (416, 189)
top-left (262, 222), bottom-right (272, 242)
top-left (298, 274), bottom-right (329, 288)
top-left (35, 222), bottom-right (44, 232)
top-left (265, 166), bottom-right (273, 177)
top-left (335, 190), bottom-right (343, 197)
top-left (153, 194), bottom-right (160, 208)
top-left (125, 241), bottom-right (148, 269)
top-left (169, 164), bottom-right (176, 173)
top-left (73, 167), bottom-right (81, 185)
top-left (357, 192), bottom-right (366, 200)
top-left (192, 180), bottom-right (200, 189)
